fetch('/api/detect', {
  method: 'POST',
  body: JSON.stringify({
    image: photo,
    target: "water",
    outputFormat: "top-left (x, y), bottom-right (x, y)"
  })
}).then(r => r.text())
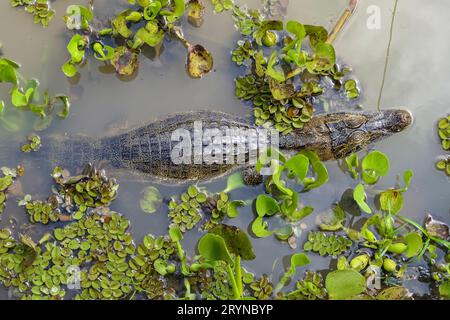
top-left (0, 0), bottom-right (448, 299)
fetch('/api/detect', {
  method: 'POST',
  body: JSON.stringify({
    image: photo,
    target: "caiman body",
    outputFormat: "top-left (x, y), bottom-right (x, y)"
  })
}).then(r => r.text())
top-left (38, 109), bottom-right (412, 183)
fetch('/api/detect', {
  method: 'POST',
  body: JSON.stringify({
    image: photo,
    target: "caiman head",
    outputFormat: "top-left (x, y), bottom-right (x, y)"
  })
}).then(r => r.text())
top-left (324, 109), bottom-right (413, 159)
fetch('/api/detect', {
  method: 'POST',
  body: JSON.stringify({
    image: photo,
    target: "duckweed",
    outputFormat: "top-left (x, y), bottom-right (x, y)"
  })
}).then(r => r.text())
top-left (284, 271), bottom-right (326, 300)
top-left (438, 115), bottom-right (450, 151)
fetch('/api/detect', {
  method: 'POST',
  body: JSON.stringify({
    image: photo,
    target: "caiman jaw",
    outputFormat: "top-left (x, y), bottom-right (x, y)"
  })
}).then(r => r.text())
top-left (327, 108), bottom-right (413, 159)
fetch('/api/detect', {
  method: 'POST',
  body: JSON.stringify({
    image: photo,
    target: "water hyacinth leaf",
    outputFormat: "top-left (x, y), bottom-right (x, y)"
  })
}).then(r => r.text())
top-left (133, 22), bottom-right (165, 48)
top-left (284, 154), bottom-right (309, 181)
top-left (403, 232), bottom-right (423, 258)
top-left (224, 172), bottom-right (245, 192)
top-left (169, 227), bottom-right (183, 242)
top-left (379, 190), bottom-right (403, 214)
top-left (289, 253), bottom-right (311, 275)
top-left (439, 281), bottom-right (450, 298)
top-left (143, 1), bottom-right (162, 20)
top-left (66, 34), bottom-right (86, 64)
top-left (226, 200), bottom-right (245, 218)
top-left (299, 150), bottom-right (329, 190)
top-left (92, 43), bottom-right (114, 61)
top-left (266, 50), bottom-right (285, 82)
top-left (187, 0), bottom-right (205, 27)
top-left (325, 269), bottom-right (366, 300)
top-left (345, 153), bottom-right (358, 179)
top-left (286, 205), bottom-right (313, 222)
top-left (0, 63), bottom-right (18, 85)
top-left (306, 42), bottom-right (335, 73)
top-left (268, 78), bottom-right (294, 100)
top-left (112, 10), bottom-right (133, 38)
top-left (400, 170), bottom-right (413, 192)
top-left (305, 24), bottom-right (328, 48)
top-left (286, 20), bottom-right (306, 42)
top-left (251, 217), bottom-right (272, 238)
top-left (111, 46), bottom-right (139, 76)
top-left (253, 20), bottom-right (283, 46)
top-left (319, 205), bottom-right (346, 231)
top-left (274, 225), bottom-right (293, 241)
top-left (139, 186), bottom-right (162, 213)
top-left (61, 61), bottom-right (78, 77)
top-left (377, 287), bottom-right (412, 300)
top-left (209, 224), bottom-right (255, 260)
top-left (361, 151), bottom-right (390, 184)
top-left (353, 184), bottom-right (372, 214)
top-left (198, 233), bottom-right (233, 264)
top-left (255, 194), bottom-right (280, 217)
top-left (186, 45), bottom-right (213, 79)
top-left (161, 0), bottom-right (186, 22)
top-left (272, 163), bottom-right (293, 196)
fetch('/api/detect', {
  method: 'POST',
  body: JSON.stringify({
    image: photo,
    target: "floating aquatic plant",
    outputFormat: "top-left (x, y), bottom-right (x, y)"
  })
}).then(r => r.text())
top-left (21, 134), bottom-right (41, 153)
top-left (10, 0), bottom-right (55, 27)
top-left (0, 167), bottom-right (21, 215)
top-left (303, 231), bottom-right (352, 257)
top-left (217, 1), bottom-right (360, 133)
top-left (0, 56), bottom-right (70, 130)
top-left (62, 0), bottom-right (212, 79)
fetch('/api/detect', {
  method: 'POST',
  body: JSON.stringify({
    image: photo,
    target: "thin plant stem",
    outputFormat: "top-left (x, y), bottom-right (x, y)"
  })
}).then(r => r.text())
top-left (377, 0), bottom-right (399, 110)
top-left (235, 256), bottom-right (243, 295)
top-left (226, 264), bottom-right (240, 299)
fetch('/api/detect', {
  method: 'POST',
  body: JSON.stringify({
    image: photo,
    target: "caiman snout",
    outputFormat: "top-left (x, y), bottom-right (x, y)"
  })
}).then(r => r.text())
top-left (385, 108), bottom-right (413, 132)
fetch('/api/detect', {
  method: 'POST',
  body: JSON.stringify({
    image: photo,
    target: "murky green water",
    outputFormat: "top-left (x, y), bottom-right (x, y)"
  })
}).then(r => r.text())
top-left (0, 0), bottom-right (448, 299)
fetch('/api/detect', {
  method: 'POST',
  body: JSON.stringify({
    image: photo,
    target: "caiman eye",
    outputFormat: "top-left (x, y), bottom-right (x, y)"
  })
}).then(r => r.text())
top-left (346, 117), bottom-right (366, 129)
top-left (348, 131), bottom-right (367, 144)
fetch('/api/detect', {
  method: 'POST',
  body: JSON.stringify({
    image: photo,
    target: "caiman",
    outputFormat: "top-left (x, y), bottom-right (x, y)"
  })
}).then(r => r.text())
top-left (26, 109), bottom-right (412, 184)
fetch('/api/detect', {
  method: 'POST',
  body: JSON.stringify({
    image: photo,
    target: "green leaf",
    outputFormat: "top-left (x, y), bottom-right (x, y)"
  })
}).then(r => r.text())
top-left (251, 217), bottom-right (272, 238)
top-left (439, 281), bottom-right (450, 298)
top-left (133, 22), bottom-right (164, 48)
top-left (274, 225), bottom-right (293, 241)
top-left (0, 63), bottom-right (18, 85)
top-left (306, 42), bottom-right (336, 73)
top-left (353, 184), bottom-right (372, 214)
top-left (299, 150), bottom-right (329, 190)
top-left (284, 154), bottom-right (309, 181)
top-left (361, 151), bottom-right (390, 185)
top-left (253, 20), bottom-right (283, 46)
top-left (112, 10), bottom-right (133, 38)
top-left (289, 253), bottom-right (311, 275)
top-left (286, 20), bottom-right (306, 41)
top-left (139, 186), bottom-right (162, 214)
top-left (61, 60), bottom-right (78, 77)
top-left (224, 172), bottom-right (245, 192)
top-left (305, 25), bottom-right (328, 48)
top-left (210, 224), bottom-right (255, 260)
top-left (403, 232), bottom-right (423, 258)
top-left (325, 269), bottom-right (366, 300)
top-left (255, 194), bottom-right (280, 217)
top-left (345, 153), bottom-right (359, 179)
top-left (272, 162), bottom-right (293, 196)
top-left (379, 190), bottom-right (403, 214)
top-left (319, 205), bottom-right (346, 231)
top-left (400, 170), bottom-right (413, 192)
top-left (198, 233), bottom-right (233, 264)
top-left (226, 200), bottom-right (245, 218)
top-left (266, 50), bottom-right (285, 82)
top-left (169, 227), bottom-right (183, 242)
top-left (66, 34), bottom-right (86, 63)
